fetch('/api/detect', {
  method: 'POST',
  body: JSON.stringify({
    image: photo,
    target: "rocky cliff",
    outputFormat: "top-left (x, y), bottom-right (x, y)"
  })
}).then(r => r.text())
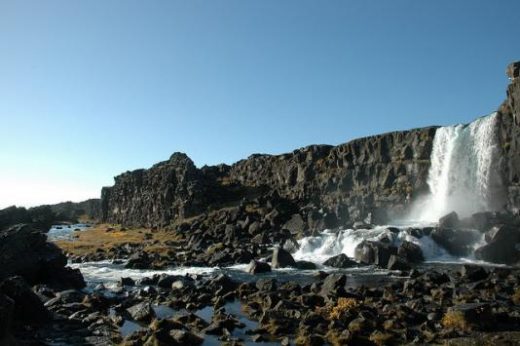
top-left (498, 61), bottom-right (520, 214)
top-left (102, 62), bottom-right (520, 228)
top-left (102, 127), bottom-right (437, 228)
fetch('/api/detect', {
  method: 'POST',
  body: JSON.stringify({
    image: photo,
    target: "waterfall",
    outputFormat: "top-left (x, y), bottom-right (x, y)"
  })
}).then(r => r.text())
top-left (412, 113), bottom-right (504, 221)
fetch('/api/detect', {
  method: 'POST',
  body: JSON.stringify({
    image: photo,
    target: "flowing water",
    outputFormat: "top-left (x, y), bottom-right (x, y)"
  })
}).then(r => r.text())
top-left (55, 113), bottom-right (508, 343)
top-left (409, 113), bottom-right (505, 221)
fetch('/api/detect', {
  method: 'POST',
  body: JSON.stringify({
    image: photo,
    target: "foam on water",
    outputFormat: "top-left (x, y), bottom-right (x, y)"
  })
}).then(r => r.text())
top-left (293, 225), bottom-right (485, 265)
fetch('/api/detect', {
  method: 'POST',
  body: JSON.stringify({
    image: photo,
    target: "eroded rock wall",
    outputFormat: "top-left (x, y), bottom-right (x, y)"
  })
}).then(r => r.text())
top-left (497, 61), bottom-right (520, 214)
top-left (102, 127), bottom-right (437, 228)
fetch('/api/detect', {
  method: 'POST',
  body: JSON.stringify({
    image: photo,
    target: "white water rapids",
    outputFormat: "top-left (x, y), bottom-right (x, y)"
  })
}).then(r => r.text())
top-left (292, 113), bottom-right (504, 265)
top-left (66, 113), bottom-right (505, 286)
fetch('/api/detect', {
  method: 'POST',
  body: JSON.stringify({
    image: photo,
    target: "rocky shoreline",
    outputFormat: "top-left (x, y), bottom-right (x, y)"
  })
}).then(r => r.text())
top-left (1, 61), bottom-right (520, 345)
top-left (1, 205), bottom-right (520, 345)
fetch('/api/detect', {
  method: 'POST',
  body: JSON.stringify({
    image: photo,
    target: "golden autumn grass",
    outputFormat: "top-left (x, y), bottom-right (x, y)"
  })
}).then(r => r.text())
top-left (53, 224), bottom-right (182, 257)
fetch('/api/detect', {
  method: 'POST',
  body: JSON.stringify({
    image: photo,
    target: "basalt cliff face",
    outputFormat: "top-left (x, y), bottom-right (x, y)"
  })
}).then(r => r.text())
top-left (102, 62), bottom-right (520, 229)
top-left (498, 61), bottom-right (520, 214)
top-left (102, 127), bottom-right (436, 228)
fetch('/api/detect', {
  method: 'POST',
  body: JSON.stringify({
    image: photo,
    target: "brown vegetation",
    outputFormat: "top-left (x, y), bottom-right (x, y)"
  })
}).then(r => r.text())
top-left (53, 224), bottom-right (182, 257)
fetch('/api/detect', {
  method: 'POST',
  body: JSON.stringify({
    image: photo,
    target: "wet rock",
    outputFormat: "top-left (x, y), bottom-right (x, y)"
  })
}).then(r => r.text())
top-left (157, 274), bottom-right (180, 288)
top-left (439, 211), bottom-right (459, 229)
top-left (256, 278), bottom-right (277, 292)
top-left (475, 225), bottom-right (520, 264)
top-left (294, 261), bottom-right (317, 270)
top-left (354, 241), bottom-right (397, 267)
top-left (119, 277), bottom-right (135, 286)
top-left (271, 247), bottom-right (296, 268)
top-left (431, 228), bottom-right (479, 256)
top-left (126, 302), bottom-right (156, 322)
top-left (323, 253), bottom-right (358, 268)
top-left (208, 274), bottom-right (237, 294)
top-left (247, 260), bottom-right (271, 274)
top-left (282, 237), bottom-right (300, 253)
top-left (398, 241), bottom-right (424, 263)
top-left (169, 329), bottom-right (203, 345)
top-left (125, 251), bottom-right (152, 269)
top-left (387, 255), bottom-right (411, 271)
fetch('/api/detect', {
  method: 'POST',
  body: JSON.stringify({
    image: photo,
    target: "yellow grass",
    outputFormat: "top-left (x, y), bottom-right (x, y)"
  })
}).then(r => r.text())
top-left (441, 311), bottom-right (470, 332)
top-left (53, 224), bottom-right (182, 257)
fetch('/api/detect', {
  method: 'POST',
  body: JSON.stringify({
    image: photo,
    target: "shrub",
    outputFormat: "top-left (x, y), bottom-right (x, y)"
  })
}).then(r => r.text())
top-left (441, 310), bottom-right (470, 332)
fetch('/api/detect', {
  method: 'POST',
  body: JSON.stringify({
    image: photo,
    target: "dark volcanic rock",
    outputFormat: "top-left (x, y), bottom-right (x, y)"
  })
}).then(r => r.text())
top-left (387, 255), bottom-right (411, 271)
top-left (247, 260), bottom-right (271, 274)
top-left (0, 224), bottom-right (85, 289)
top-left (439, 211), bottom-right (460, 229)
top-left (323, 254), bottom-right (358, 268)
top-left (271, 247), bottom-right (296, 268)
top-left (398, 240), bottom-right (424, 263)
top-left (430, 228), bottom-right (480, 256)
top-left (101, 129), bottom-right (437, 228)
top-left (320, 274), bottom-right (347, 297)
top-left (0, 293), bottom-right (14, 344)
top-left (126, 302), bottom-right (155, 322)
top-left (475, 225), bottom-right (520, 264)
top-left (354, 241), bottom-right (397, 267)
top-left (0, 276), bottom-right (48, 325)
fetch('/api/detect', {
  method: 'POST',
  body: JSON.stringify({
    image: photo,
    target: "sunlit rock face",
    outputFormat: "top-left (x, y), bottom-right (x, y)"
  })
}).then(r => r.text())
top-left (102, 62), bottom-right (520, 228)
top-left (497, 61), bottom-right (520, 214)
top-left (101, 127), bottom-right (437, 228)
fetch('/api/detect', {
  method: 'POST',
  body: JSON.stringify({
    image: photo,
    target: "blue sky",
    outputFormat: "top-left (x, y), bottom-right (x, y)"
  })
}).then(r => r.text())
top-left (0, 0), bottom-right (519, 208)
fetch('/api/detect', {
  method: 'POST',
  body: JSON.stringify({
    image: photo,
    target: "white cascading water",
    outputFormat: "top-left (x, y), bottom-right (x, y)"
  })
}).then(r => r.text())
top-left (293, 113), bottom-right (504, 265)
top-left (411, 112), bottom-right (504, 221)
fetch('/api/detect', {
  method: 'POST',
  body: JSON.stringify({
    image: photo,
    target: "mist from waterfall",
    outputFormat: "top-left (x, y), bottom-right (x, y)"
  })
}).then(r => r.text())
top-left (409, 112), bottom-right (505, 222)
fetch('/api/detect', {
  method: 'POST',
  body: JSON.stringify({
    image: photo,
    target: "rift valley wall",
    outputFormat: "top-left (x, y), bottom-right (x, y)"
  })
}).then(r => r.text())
top-left (101, 127), bottom-right (437, 227)
top-left (498, 62), bottom-right (520, 214)
top-left (102, 62), bottom-right (520, 228)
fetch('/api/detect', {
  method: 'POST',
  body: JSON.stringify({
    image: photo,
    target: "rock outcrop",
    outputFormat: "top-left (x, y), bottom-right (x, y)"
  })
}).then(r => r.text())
top-left (0, 224), bottom-right (85, 289)
top-left (100, 61), bottom-right (520, 231)
top-left (497, 61), bottom-right (520, 214)
top-left (102, 129), bottom-right (436, 229)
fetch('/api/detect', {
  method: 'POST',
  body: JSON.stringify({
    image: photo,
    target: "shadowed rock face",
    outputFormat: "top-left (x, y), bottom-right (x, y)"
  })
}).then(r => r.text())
top-left (101, 128), bottom-right (437, 228)
top-left (0, 224), bottom-right (85, 289)
top-left (498, 61), bottom-right (520, 214)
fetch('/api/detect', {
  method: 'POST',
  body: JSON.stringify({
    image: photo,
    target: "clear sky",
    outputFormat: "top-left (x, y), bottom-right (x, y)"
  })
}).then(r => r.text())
top-left (0, 1), bottom-right (519, 208)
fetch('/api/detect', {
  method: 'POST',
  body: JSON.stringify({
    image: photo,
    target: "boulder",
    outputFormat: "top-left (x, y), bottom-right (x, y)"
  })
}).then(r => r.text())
top-left (271, 247), bottom-right (296, 268)
top-left (126, 302), bottom-right (156, 322)
top-left (246, 260), bottom-right (271, 274)
top-left (430, 228), bottom-right (479, 256)
top-left (0, 276), bottom-right (48, 325)
top-left (0, 224), bottom-right (85, 289)
top-left (354, 241), bottom-right (397, 267)
top-left (475, 225), bottom-right (520, 264)
top-left (320, 274), bottom-right (346, 297)
top-left (460, 265), bottom-right (488, 282)
top-left (387, 255), bottom-right (411, 271)
top-left (0, 294), bottom-right (14, 343)
top-left (397, 241), bottom-right (424, 263)
top-left (283, 214), bottom-right (306, 235)
top-left (323, 254), bottom-right (358, 268)
top-left (438, 211), bottom-right (459, 229)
